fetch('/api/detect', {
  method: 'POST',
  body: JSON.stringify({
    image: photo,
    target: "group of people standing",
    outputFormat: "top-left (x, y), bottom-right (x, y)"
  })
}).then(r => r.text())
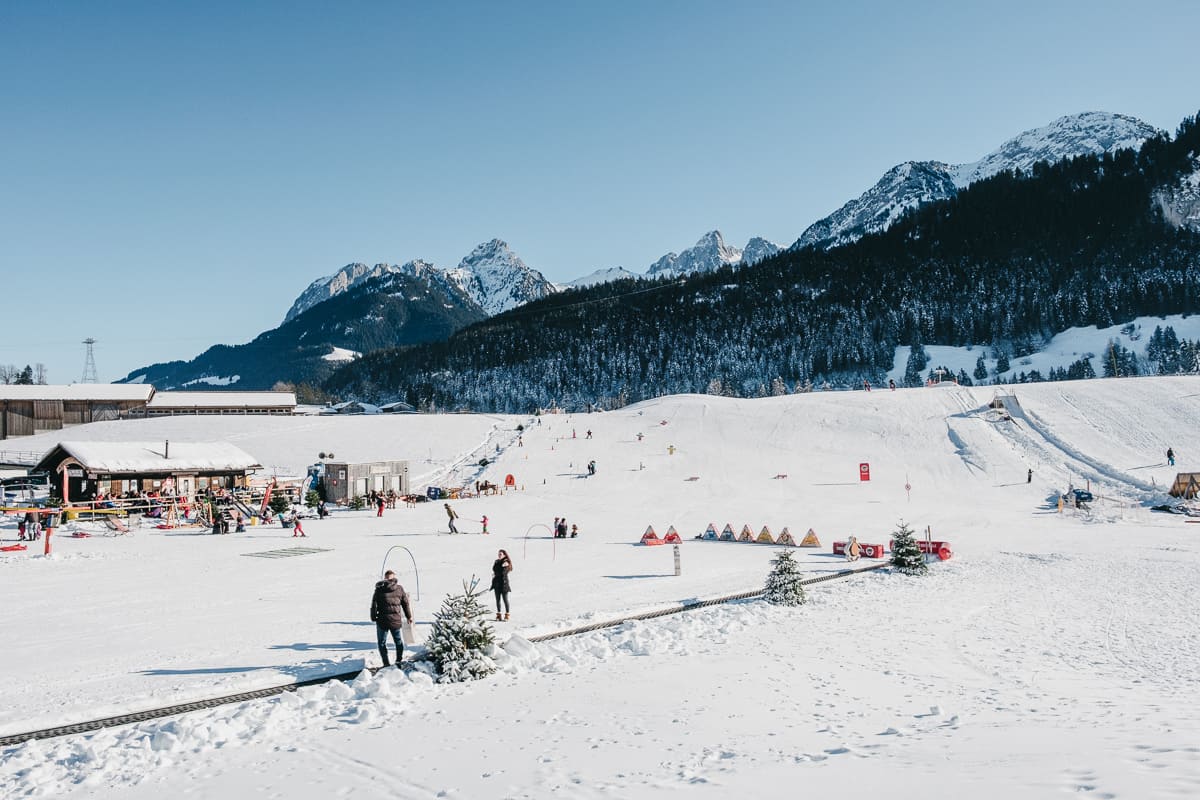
top-left (552, 516), bottom-right (578, 538)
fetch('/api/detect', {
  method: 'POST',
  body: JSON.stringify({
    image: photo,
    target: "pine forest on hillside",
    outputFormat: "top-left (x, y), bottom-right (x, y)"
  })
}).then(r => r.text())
top-left (323, 113), bottom-right (1200, 412)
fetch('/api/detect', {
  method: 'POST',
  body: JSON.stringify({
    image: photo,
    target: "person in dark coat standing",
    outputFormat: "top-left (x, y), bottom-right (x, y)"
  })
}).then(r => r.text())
top-left (491, 549), bottom-right (513, 621)
top-left (370, 570), bottom-right (414, 667)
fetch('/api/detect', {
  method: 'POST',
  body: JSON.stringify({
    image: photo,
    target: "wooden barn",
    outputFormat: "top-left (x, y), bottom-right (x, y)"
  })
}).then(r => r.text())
top-left (35, 440), bottom-right (262, 503)
top-left (0, 385), bottom-right (155, 440)
top-left (139, 391), bottom-right (297, 416)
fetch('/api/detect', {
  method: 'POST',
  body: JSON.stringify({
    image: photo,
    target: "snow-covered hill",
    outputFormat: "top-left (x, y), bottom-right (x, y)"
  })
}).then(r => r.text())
top-left (795, 111), bottom-right (1163, 250)
top-left (5, 378), bottom-right (1200, 798)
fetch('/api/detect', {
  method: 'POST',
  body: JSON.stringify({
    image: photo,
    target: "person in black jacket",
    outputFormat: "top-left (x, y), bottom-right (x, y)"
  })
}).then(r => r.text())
top-left (491, 550), bottom-right (513, 621)
top-left (370, 570), bottom-right (414, 667)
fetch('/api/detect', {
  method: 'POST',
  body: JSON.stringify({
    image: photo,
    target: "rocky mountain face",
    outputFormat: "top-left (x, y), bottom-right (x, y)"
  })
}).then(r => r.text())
top-left (645, 231), bottom-right (781, 278)
top-left (794, 112), bottom-right (1163, 250)
top-left (741, 236), bottom-right (782, 266)
top-left (1156, 159), bottom-right (1200, 232)
top-left (285, 240), bottom-right (556, 323)
top-left (444, 239), bottom-right (556, 315)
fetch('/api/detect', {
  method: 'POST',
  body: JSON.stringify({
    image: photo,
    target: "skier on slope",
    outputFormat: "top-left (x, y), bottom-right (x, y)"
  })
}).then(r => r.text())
top-left (370, 570), bottom-right (413, 667)
top-left (444, 503), bottom-right (459, 533)
top-left (1167, 447), bottom-right (1176, 466)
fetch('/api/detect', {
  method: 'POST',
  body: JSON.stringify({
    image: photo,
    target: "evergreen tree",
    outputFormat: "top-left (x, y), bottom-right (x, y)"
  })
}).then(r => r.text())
top-left (763, 549), bottom-right (807, 606)
top-left (890, 520), bottom-right (928, 576)
top-left (973, 353), bottom-right (987, 381)
top-left (903, 342), bottom-right (928, 387)
top-left (15, 365), bottom-right (34, 385)
top-left (994, 349), bottom-right (1010, 375)
top-left (426, 578), bottom-right (497, 683)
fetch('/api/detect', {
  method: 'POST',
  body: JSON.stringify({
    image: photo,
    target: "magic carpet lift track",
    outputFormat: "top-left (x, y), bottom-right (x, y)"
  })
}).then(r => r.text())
top-left (0, 562), bottom-right (888, 748)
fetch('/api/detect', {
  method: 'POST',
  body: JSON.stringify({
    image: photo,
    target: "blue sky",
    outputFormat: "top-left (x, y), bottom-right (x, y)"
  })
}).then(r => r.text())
top-left (2, 0), bottom-right (1197, 382)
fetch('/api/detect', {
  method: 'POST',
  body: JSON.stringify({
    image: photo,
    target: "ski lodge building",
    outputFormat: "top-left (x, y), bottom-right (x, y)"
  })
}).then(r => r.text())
top-left (34, 441), bottom-right (263, 503)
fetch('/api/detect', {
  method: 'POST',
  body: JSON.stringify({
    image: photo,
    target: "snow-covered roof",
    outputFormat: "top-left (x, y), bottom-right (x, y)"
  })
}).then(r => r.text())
top-left (36, 441), bottom-right (262, 474)
top-left (146, 391), bottom-right (297, 410)
top-left (0, 384), bottom-right (154, 402)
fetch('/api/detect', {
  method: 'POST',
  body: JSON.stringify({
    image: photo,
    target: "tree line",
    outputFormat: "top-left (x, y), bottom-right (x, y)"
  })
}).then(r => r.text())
top-left (324, 110), bottom-right (1200, 411)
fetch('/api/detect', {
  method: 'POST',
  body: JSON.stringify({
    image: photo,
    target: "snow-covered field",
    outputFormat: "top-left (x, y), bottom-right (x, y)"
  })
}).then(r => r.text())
top-left (3, 377), bottom-right (1200, 798)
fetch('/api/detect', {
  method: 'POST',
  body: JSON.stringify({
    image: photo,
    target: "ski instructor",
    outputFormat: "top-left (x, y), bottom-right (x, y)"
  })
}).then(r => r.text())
top-left (370, 570), bottom-right (414, 668)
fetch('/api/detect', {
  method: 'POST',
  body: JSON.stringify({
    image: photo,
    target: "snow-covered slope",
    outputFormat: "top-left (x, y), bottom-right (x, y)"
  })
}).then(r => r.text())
top-left (445, 239), bottom-right (556, 315)
top-left (5, 379), bottom-right (1200, 798)
top-left (795, 112), bottom-right (1163, 250)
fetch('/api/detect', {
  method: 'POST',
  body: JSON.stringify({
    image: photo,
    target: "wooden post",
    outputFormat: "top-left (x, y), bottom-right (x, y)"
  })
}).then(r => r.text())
top-left (673, 544), bottom-right (681, 576)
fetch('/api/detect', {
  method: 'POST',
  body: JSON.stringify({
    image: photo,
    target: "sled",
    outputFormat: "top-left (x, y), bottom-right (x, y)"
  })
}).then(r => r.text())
top-left (401, 614), bottom-right (417, 646)
top-left (1, 543), bottom-right (27, 552)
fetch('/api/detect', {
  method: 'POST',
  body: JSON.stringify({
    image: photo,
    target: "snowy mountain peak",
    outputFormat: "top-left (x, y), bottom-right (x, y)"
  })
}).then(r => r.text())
top-left (741, 237), bottom-right (782, 266)
top-left (447, 239), bottom-right (556, 316)
top-left (646, 230), bottom-right (744, 277)
top-left (795, 111), bottom-right (1163, 251)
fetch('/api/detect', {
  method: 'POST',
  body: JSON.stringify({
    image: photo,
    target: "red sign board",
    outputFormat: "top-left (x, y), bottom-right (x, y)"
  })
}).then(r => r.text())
top-left (859, 462), bottom-right (871, 481)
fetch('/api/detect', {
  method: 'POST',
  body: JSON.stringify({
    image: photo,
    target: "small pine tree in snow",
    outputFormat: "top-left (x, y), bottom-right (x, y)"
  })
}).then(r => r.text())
top-left (890, 520), bottom-right (928, 576)
top-left (764, 550), bottom-right (807, 606)
top-left (426, 579), bottom-right (497, 683)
